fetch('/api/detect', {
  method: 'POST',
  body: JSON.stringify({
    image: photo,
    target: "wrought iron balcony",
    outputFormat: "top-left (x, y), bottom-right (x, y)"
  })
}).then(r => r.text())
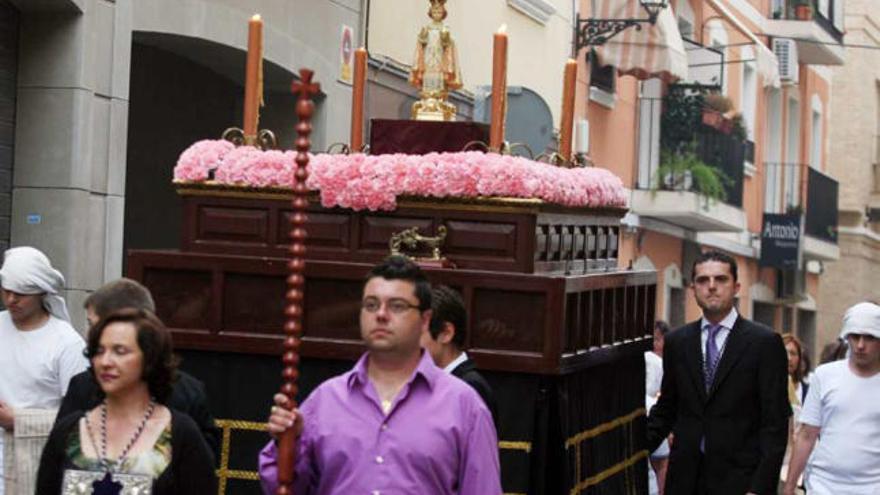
top-left (764, 162), bottom-right (838, 260)
top-left (771, 0), bottom-right (843, 43)
top-left (645, 123), bottom-right (745, 208)
top-left (805, 166), bottom-right (838, 244)
top-left (767, 0), bottom-right (845, 65)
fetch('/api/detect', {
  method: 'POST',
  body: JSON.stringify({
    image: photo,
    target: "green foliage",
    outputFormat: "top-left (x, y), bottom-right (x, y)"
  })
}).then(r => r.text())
top-left (656, 145), bottom-right (731, 203)
top-left (730, 114), bottom-right (748, 142)
top-left (660, 88), bottom-right (705, 155)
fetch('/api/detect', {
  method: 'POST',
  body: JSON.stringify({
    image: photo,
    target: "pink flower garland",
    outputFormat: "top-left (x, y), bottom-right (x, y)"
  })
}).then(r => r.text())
top-left (173, 139), bottom-right (236, 181)
top-left (174, 140), bottom-right (626, 211)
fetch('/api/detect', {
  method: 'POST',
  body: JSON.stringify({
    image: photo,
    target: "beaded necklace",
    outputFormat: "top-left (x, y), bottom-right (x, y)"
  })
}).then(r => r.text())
top-left (85, 399), bottom-right (157, 473)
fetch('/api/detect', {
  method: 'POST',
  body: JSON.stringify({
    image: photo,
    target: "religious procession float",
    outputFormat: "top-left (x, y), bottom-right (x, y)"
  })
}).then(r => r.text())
top-left (127, 3), bottom-right (657, 494)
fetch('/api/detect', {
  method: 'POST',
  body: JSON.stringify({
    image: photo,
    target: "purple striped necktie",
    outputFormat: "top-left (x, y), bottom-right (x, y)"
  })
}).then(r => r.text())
top-left (704, 323), bottom-right (723, 391)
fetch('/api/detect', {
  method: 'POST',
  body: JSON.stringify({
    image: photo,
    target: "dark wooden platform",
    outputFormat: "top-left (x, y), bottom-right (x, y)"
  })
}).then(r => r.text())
top-left (128, 250), bottom-right (654, 374)
top-left (127, 184), bottom-right (655, 494)
top-left (177, 184), bottom-right (622, 274)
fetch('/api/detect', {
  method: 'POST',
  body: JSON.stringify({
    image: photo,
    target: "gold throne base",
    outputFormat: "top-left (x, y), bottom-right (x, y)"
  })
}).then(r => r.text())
top-left (412, 97), bottom-right (457, 121)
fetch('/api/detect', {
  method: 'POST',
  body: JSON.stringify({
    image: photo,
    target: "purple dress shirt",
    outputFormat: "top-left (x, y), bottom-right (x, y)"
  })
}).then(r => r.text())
top-left (258, 351), bottom-right (502, 495)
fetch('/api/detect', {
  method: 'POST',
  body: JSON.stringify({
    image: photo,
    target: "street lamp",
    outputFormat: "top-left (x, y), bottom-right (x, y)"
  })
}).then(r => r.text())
top-left (575, 0), bottom-right (670, 50)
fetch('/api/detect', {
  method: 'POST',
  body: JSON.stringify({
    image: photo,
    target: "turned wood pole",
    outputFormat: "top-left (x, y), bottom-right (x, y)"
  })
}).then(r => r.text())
top-left (277, 68), bottom-right (320, 495)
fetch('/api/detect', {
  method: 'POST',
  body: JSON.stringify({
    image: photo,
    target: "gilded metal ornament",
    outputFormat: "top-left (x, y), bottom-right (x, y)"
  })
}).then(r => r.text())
top-left (221, 127), bottom-right (278, 150)
top-left (61, 470), bottom-right (152, 495)
top-left (389, 225), bottom-right (447, 261)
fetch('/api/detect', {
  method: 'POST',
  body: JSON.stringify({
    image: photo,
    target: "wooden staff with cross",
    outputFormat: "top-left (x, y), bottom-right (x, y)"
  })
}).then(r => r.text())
top-left (276, 68), bottom-right (320, 495)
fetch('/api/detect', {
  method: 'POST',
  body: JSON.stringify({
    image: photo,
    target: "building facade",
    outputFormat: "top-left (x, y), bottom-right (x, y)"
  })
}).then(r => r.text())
top-left (576, 0), bottom-right (845, 361)
top-left (1, 0), bottom-right (363, 330)
top-left (818, 0), bottom-right (880, 348)
top-left (369, 0), bottom-right (573, 126)
top-left (0, 0), bottom-right (576, 331)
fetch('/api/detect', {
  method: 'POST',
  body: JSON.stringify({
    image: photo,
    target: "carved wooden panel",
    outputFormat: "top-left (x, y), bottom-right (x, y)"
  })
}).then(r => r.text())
top-left (283, 210), bottom-right (350, 251)
top-left (143, 268), bottom-right (212, 330)
top-left (222, 273), bottom-right (285, 334)
top-left (178, 192), bottom-right (625, 275)
top-left (303, 278), bottom-right (362, 341)
top-left (129, 249), bottom-right (655, 374)
top-left (443, 220), bottom-right (517, 259)
top-left (197, 206), bottom-right (269, 245)
top-left (471, 288), bottom-right (546, 353)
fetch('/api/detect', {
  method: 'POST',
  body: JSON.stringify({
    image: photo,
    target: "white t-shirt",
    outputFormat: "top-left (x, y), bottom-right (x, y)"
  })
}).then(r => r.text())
top-left (800, 360), bottom-right (880, 494)
top-left (0, 311), bottom-right (87, 492)
top-left (645, 356), bottom-right (669, 495)
top-left (645, 351), bottom-right (663, 399)
top-left (0, 311), bottom-right (87, 410)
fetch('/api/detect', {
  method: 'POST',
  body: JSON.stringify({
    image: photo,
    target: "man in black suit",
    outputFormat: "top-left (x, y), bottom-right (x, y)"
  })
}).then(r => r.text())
top-left (55, 278), bottom-right (220, 460)
top-left (421, 285), bottom-right (499, 425)
top-left (647, 250), bottom-right (790, 495)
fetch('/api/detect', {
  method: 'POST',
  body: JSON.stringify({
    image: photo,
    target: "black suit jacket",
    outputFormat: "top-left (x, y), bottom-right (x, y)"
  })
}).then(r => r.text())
top-left (57, 370), bottom-right (220, 462)
top-left (647, 317), bottom-right (790, 495)
top-left (451, 358), bottom-right (499, 428)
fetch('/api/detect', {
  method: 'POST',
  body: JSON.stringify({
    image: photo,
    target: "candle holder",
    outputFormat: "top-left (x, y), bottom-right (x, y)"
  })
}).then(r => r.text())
top-left (221, 127), bottom-right (278, 150)
top-left (462, 140), bottom-right (536, 158)
top-left (324, 142), bottom-right (371, 155)
top-left (536, 152), bottom-right (566, 166)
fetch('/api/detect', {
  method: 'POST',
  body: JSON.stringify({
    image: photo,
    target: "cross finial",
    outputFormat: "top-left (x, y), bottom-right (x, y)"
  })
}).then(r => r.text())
top-left (291, 68), bottom-right (320, 100)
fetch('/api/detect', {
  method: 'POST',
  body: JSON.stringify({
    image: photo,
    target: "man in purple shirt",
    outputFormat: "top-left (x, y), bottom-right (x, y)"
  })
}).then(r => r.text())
top-left (259, 256), bottom-right (502, 495)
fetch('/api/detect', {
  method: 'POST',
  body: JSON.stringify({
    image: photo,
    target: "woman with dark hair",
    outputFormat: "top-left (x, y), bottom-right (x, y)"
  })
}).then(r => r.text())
top-left (35, 309), bottom-right (215, 494)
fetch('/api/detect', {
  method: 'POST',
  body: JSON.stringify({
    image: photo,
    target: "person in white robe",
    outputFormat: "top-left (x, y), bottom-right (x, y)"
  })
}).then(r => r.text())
top-left (0, 246), bottom-right (87, 495)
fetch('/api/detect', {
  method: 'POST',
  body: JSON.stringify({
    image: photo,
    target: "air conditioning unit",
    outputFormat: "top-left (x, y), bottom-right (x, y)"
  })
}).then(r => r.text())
top-left (773, 38), bottom-right (799, 85)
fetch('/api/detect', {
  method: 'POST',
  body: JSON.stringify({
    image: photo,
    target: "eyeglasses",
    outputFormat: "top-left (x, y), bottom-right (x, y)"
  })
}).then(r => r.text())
top-left (361, 298), bottom-right (421, 314)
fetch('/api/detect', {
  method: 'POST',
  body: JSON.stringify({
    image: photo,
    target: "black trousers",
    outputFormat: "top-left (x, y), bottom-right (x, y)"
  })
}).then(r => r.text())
top-left (693, 454), bottom-right (709, 495)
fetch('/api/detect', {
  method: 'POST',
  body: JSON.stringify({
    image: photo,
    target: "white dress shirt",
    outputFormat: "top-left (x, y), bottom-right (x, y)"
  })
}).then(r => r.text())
top-left (442, 351), bottom-right (469, 374)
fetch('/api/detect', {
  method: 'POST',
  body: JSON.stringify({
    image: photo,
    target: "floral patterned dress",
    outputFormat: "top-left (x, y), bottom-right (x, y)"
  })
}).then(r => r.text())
top-left (67, 420), bottom-right (172, 480)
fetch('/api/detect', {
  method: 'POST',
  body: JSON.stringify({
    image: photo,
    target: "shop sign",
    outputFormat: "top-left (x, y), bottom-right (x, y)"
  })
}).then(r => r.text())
top-left (760, 213), bottom-right (801, 269)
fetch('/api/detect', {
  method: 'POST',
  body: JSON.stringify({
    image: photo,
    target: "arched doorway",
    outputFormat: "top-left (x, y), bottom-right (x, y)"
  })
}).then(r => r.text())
top-left (123, 33), bottom-right (319, 258)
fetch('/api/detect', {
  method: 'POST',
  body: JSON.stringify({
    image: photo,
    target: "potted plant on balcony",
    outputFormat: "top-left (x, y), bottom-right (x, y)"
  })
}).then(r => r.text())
top-left (656, 146), bottom-right (730, 203)
top-left (793, 0), bottom-right (813, 20)
top-left (731, 113), bottom-right (748, 142)
top-left (702, 93), bottom-right (735, 133)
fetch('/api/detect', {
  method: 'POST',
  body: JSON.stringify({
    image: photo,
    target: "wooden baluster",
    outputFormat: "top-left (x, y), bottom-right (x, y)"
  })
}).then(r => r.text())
top-left (277, 68), bottom-right (320, 495)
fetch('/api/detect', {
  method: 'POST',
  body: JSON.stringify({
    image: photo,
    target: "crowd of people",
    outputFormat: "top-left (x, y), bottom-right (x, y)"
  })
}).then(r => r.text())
top-left (0, 248), bottom-right (503, 494)
top-left (0, 244), bottom-right (877, 495)
top-left (646, 250), bottom-right (880, 495)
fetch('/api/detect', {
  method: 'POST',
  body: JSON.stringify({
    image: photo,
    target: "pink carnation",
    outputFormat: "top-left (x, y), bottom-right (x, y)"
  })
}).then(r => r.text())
top-left (174, 140), bottom-right (235, 181)
top-left (174, 143), bottom-right (626, 210)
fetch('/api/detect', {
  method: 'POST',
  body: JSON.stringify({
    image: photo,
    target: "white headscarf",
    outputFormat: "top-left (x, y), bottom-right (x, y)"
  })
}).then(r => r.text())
top-left (840, 302), bottom-right (880, 340)
top-left (0, 246), bottom-right (70, 322)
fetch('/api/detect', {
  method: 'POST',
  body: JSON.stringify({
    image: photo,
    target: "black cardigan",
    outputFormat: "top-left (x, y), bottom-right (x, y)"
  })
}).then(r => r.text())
top-left (57, 370), bottom-right (220, 462)
top-left (36, 409), bottom-right (217, 495)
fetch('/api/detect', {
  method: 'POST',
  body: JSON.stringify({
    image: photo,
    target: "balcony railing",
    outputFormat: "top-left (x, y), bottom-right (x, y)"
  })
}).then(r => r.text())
top-left (805, 167), bottom-right (838, 244)
top-left (764, 162), bottom-right (838, 244)
top-left (693, 125), bottom-right (745, 207)
top-left (764, 162), bottom-right (804, 214)
top-left (639, 123), bottom-right (745, 208)
top-left (772, 0), bottom-right (843, 43)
